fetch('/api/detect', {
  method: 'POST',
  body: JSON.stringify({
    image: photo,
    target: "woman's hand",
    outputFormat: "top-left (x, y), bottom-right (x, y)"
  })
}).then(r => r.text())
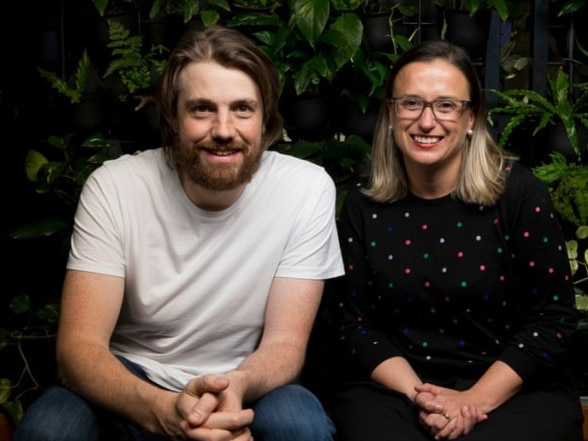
top-left (414, 383), bottom-right (488, 440)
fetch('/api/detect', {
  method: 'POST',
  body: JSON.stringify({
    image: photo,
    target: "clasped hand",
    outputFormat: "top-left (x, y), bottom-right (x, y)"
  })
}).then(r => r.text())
top-left (413, 384), bottom-right (488, 440)
top-left (174, 374), bottom-right (254, 441)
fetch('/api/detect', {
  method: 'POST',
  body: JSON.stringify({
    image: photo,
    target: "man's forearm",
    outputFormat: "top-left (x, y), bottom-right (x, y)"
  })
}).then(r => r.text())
top-left (57, 341), bottom-right (177, 434)
top-left (228, 340), bottom-right (307, 405)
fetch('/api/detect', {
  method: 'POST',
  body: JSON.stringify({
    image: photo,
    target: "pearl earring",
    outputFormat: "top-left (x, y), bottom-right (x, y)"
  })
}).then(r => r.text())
top-left (467, 129), bottom-right (473, 137)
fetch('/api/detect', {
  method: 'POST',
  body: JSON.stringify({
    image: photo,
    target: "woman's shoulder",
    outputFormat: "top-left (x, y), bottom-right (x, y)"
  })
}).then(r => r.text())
top-left (504, 162), bottom-right (548, 197)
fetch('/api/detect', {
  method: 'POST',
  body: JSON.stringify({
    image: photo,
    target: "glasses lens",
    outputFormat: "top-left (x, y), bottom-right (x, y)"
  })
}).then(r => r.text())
top-left (395, 99), bottom-right (465, 121)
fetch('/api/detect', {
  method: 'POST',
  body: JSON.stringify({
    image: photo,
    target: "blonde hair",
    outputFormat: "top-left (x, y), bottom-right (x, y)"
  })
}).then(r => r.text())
top-left (364, 41), bottom-right (517, 206)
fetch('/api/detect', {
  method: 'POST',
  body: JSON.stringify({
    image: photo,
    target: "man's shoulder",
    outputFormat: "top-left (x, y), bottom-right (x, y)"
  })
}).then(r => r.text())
top-left (262, 150), bottom-right (329, 179)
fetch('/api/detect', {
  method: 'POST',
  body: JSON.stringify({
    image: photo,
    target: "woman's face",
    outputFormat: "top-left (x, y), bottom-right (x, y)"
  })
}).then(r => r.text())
top-left (389, 59), bottom-right (475, 172)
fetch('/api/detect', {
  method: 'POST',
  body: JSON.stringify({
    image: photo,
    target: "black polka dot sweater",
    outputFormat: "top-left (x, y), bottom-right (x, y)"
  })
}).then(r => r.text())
top-left (335, 162), bottom-right (578, 384)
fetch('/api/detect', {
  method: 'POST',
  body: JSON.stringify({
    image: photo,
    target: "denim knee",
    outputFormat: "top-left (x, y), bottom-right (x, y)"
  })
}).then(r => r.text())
top-left (251, 384), bottom-right (335, 441)
top-left (12, 386), bottom-right (101, 441)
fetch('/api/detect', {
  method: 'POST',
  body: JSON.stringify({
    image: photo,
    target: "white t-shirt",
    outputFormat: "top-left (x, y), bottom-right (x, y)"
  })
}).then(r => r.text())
top-left (67, 148), bottom-right (344, 391)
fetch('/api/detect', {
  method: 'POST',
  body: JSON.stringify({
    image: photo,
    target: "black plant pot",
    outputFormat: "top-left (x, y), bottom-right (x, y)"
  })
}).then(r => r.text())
top-left (282, 94), bottom-right (333, 141)
top-left (442, 9), bottom-right (490, 61)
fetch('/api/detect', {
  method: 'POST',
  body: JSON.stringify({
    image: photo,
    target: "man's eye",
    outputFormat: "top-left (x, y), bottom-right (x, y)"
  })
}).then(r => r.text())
top-left (192, 105), bottom-right (212, 114)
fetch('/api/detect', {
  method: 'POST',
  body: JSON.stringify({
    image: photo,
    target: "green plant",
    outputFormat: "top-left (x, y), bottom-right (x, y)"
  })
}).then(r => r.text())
top-left (92, 0), bottom-right (137, 16)
top-left (488, 67), bottom-right (588, 161)
top-left (37, 50), bottom-right (95, 104)
top-left (532, 152), bottom-right (588, 311)
top-left (0, 294), bottom-right (59, 426)
top-left (11, 133), bottom-right (117, 241)
top-left (147, 0), bottom-right (231, 25)
top-left (340, 2), bottom-right (417, 113)
top-left (103, 19), bottom-right (169, 103)
top-left (229, 0), bottom-right (364, 96)
top-left (433, 0), bottom-right (510, 21)
top-left (279, 134), bottom-right (371, 216)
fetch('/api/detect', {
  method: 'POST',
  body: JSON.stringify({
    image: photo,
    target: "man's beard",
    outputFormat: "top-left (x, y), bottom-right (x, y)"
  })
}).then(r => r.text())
top-left (174, 140), bottom-right (263, 191)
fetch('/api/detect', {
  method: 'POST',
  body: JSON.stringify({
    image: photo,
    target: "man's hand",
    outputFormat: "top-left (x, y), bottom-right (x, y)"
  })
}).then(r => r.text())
top-left (176, 374), bottom-right (254, 440)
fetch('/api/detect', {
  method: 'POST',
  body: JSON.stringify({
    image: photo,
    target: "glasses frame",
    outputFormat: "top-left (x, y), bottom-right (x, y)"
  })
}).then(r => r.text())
top-left (389, 97), bottom-right (472, 121)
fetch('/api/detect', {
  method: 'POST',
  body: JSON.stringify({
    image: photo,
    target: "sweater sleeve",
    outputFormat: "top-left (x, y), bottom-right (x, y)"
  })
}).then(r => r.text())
top-left (496, 163), bottom-right (578, 381)
top-left (335, 183), bottom-right (404, 376)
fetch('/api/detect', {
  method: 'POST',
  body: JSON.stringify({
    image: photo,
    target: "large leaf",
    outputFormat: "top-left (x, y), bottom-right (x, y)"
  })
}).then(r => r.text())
top-left (292, 0), bottom-right (329, 47)
top-left (24, 150), bottom-right (49, 183)
top-left (324, 13), bottom-right (363, 69)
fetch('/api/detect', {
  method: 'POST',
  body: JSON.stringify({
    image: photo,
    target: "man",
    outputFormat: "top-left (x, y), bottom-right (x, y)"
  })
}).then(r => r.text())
top-left (14, 25), bottom-right (343, 441)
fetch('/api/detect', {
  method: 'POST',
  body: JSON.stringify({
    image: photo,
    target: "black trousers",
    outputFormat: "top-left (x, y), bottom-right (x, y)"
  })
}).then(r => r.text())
top-left (330, 380), bottom-right (584, 441)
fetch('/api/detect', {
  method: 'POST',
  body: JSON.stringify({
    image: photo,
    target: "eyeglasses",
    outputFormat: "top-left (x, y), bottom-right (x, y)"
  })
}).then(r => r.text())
top-left (390, 98), bottom-right (471, 121)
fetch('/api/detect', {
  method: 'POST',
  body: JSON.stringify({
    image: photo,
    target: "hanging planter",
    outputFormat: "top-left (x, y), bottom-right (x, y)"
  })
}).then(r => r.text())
top-left (441, 8), bottom-right (490, 60)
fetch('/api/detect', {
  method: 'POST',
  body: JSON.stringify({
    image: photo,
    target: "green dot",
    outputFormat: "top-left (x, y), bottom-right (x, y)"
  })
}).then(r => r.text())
top-left (497, 247), bottom-right (503, 254)
top-left (421, 341), bottom-right (428, 347)
top-left (461, 281), bottom-right (467, 287)
top-left (423, 253), bottom-right (429, 259)
top-left (456, 221), bottom-right (463, 228)
top-left (370, 241), bottom-right (376, 247)
top-left (543, 237), bottom-right (549, 243)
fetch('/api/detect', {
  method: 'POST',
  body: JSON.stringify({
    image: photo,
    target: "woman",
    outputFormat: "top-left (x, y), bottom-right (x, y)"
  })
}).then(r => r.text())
top-left (330, 40), bottom-right (584, 441)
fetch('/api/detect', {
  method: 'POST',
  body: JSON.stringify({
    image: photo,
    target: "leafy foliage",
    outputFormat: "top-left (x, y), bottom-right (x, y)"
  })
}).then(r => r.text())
top-left (103, 20), bottom-right (168, 101)
top-left (488, 67), bottom-right (588, 160)
top-left (532, 152), bottom-right (588, 228)
top-left (37, 50), bottom-right (93, 104)
top-left (0, 294), bottom-right (59, 426)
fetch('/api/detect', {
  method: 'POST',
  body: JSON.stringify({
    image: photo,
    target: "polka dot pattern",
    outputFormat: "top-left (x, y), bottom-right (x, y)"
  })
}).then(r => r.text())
top-left (336, 164), bottom-right (578, 378)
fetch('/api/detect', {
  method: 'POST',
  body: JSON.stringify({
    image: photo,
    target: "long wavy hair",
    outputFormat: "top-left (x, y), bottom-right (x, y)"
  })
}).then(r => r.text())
top-left (158, 25), bottom-right (283, 159)
top-left (364, 40), bottom-right (517, 206)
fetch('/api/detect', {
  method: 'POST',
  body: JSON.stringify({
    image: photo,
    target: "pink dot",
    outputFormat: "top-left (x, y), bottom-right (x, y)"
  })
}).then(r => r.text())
top-left (548, 267), bottom-right (554, 274)
top-left (523, 231), bottom-right (530, 237)
top-left (535, 206), bottom-right (541, 213)
top-left (422, 224), bottom-right (428, 230)
top-left (405, 239), bottom-right (411, 245)
top-left (499, 275), bottom-right (505, 281)
top-left (493, 218), bottom-right (499, 224)
top-left (457, 251), bottom-right (464, 258)
top-left (529, 261), bottom-right (535, 267)
top-left (480, 265), bottom-right (486, 271)
top-left (424, 281), bottom-right (431, 287)
top-left (405, 268), bottom-right (411, 274)
top-left (556, 332), bottom-right (562, 339)
top-left (348, 264), bottom-right (354, 270)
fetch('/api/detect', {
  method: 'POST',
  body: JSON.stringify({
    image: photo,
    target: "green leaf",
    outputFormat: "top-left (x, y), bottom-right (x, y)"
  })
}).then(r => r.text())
top-left (0, 378), bottom-right (11, 405)
top-left (92, 0), bottom-right (109, 16)
top-left (183, 0), bottom-right (200, 22)
top-left (292, 0), bottom-right (329, 47)
top-left (8, 218), bottom-right (71, 240)
top-left (10, 293), bottom-right (30, 314)
top-left (577, 225), bottom-right (588, 240)
top-left (24, 150), bottom-right (49, 183)
top-left (36, 304), bottom-right (60, 324)
top-left (326, 13), bottom-right (363, 69)
top-left (201, 9), bottom-right (220, 26)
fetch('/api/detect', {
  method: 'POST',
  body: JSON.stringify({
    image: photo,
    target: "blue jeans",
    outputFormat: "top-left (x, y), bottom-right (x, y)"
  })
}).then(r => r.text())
top-left (13, 357), bottom-right (336, 441)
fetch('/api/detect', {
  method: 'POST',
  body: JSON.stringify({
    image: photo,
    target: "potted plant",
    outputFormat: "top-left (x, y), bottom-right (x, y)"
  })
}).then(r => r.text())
top-left (228, 0), bottom-right (363, 140)
top-left (488, 67), bottom-right (588, 163)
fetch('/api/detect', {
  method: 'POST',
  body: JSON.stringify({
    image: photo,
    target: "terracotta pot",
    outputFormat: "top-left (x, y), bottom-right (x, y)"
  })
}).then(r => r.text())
top-left (0, 411), bottom-right (14, 441)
